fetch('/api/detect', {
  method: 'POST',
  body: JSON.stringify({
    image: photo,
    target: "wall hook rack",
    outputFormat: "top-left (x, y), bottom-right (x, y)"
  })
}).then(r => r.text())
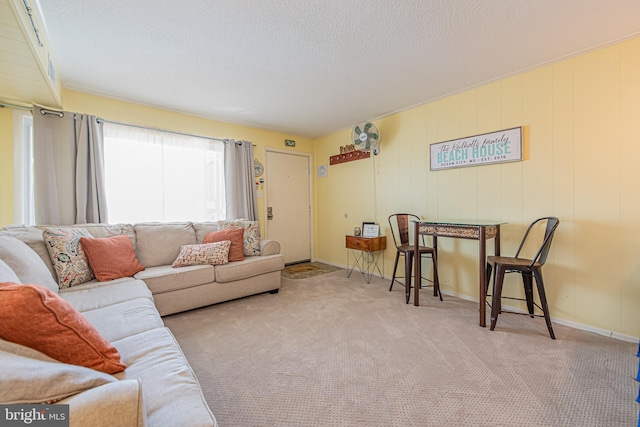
top-left (329, 150), bottom-right (370, 165)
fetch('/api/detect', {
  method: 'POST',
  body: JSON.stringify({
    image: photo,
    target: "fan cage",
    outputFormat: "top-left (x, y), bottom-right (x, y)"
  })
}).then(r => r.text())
top-left (351, 121), bottom-right (380, 154)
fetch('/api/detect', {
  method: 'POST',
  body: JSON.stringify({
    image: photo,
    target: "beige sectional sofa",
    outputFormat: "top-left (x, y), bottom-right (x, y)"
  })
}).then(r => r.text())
top-left (0, 221), bottom-right (285, 426)
top-left (9, 221), bottom-right (284, 315)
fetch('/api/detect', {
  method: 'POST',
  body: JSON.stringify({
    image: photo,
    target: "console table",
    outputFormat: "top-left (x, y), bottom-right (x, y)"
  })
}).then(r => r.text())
top-left (345, 235), bottom-right (386, 284)
top-left (412, 220), bottom-right (504, 327)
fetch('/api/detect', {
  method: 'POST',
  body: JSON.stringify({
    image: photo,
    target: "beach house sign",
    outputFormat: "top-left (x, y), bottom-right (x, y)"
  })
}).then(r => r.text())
top-left (430, 127), bottom-right (522, 171)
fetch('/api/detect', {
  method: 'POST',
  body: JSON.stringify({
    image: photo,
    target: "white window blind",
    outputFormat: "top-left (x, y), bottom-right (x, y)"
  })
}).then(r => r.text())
top-left (104, 123), bottom-right (225, 224)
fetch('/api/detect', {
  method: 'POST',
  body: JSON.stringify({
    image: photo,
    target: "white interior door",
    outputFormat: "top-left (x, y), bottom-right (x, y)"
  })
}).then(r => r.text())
top-left (265, 150), bottom-right (311, 264)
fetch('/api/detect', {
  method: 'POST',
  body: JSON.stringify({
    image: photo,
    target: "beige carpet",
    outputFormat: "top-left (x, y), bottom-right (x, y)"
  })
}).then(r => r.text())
top-left (164, 271), bottom-right (638, 427)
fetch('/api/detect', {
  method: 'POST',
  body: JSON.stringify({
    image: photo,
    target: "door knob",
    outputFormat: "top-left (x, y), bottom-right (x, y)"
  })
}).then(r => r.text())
top-left (267, 207), bottom-right (273, 220)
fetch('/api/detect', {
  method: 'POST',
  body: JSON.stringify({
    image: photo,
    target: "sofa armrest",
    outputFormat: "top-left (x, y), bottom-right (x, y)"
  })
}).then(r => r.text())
top-left (59, 379), bottom-right (146, 427)
top-left (259, 239), bottom-right (281, 256)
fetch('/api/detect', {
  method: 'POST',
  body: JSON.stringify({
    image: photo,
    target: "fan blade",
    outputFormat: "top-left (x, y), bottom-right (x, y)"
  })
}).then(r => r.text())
top-left (364, 122), bottom-right (372, 133)
top-left (354, 139), bottom-right (362, 145)
top-left (365, 140), bottom-right (371, 150)
top-left (354, 125), bottom-right (362, 135)
top-left (369, 132), bottom-right (379, 140)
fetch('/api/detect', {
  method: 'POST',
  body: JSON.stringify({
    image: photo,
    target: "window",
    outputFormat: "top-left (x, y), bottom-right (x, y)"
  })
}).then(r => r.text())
top-left (103, 123), bottom-right (225, 224)
top-left (12, 110), bottom-right (34, 225)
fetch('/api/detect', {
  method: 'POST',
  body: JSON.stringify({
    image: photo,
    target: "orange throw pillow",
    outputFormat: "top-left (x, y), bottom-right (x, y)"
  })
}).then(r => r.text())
top-left (79, 235), bottom-right (145, 282)
top-left (0, 282), bottom-right (127, 374)
top-left (203, 228), bottom-right (245, 262)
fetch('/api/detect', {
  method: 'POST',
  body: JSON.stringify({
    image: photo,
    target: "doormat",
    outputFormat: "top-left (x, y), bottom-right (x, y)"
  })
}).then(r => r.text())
top-left (282, 262), bottom-right (343, 279)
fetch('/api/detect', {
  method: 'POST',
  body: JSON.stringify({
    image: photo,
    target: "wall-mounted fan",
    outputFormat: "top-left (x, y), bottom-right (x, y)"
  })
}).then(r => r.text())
top-left (351, 121), bottom-right (380, 155)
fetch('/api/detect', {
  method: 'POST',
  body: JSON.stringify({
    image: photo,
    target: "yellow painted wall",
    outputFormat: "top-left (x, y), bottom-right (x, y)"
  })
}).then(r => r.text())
top-left (2, 38), bottom-right (638, 339)
top-left (314, 37), bottom-right (640, 339)
top-left (0, 108), bottom-right (14, 225)
top-left (0, 90), bottom-right (315, 231)
top-left (62, 90), bottom-right (315, 233)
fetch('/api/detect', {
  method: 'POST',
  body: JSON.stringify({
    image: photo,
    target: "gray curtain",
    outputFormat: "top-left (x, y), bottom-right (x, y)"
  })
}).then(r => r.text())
top-left (224, 139), bottom-right (258, 221)
top-left (33, 106), bottom-right (108, 225)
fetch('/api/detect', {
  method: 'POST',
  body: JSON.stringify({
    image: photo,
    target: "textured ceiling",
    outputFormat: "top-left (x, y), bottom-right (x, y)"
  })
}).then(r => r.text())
top-left (38, 0), bottom-right (640, 138)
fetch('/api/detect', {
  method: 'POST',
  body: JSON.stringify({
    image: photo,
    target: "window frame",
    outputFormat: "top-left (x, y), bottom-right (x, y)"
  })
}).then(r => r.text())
top-left (12, 110), bottom-right (34, 225)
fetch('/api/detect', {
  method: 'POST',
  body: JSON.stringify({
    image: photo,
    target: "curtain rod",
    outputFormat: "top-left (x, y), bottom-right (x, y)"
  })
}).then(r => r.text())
top-left (1, 102), bottom-right (254, 146)
top-left (0, 102), bottom-right (32, 112)
top-left (0, 102), bottom-right (63, 117)
top-left (96, 118), bottom-right (227, 142)
top-left (97, 118), bottom-right (255, 145)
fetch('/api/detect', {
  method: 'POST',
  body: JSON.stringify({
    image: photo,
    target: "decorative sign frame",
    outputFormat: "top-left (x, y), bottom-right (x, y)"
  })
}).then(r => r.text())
top-left (430, 127), bottom-right (522, 171)
top-left (362, 224), bottom-right (379, 238)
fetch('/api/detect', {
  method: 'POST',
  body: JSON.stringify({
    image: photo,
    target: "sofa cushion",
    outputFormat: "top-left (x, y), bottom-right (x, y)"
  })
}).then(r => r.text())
top-left (73, 223), bottom-right (137, 250)
top-left (172, 241), bottom-right (231, 267)
top-left (0, 282), bottom-right (126, 374)
top-left (58, 379), bottom-right (147, 427)
top-left (43, 227), bottom-right (95, 288)
top-left (2, 226), bottom-right (57, 280)
top-left (193, 221), bottom-right (221, 243)
top-left (216, 219), bottom-right (261, 256)
top-left (214, 254), bottom-right (285, 283)
top-left (135, 265), bottom-right (215, 294)
top-left (0, 259), bottom-right (20, 283)
top-left (0, 338), bottom-right (115, 404)
top-left (81, 298), bottom-right (165, 343)
top-left (134, 222), bottom-right (196, 267)
top-left (80, 235), bottom-right (145, 281)
top-left (113, 327), bottom-right (217, 427)
top-left (60, 278), bottom-right (152, 312)
top-left (0, 234), bottom-right (59, 293)
top-left (204, 227), bottom-right (245, 261)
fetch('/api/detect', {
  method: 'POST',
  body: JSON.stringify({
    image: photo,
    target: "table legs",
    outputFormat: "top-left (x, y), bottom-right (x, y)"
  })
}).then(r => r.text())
top-left (347, 248), bottom-right (384, 284)
top-left (413, 222), bottom-right (421, 306)
top-left (479, 226), bottom-right (486, 327)
top-left (478, 225), bottom-right (501, 327)
top-left (413, 224), bottom-right (502, 328)
top-left (413, 234), bottom-right (438, 306)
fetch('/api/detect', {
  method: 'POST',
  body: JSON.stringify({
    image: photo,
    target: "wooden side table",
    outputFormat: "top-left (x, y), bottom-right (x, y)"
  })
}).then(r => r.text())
top-left (345, 235), bottom-right (386, 283)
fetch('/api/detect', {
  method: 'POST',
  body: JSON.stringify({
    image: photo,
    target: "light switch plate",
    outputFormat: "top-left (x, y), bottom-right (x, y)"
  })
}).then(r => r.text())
top-left (317, 164), bottom-right (327, 177)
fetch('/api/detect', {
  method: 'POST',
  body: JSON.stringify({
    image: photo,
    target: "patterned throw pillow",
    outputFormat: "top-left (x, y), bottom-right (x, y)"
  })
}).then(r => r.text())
top-left (171, 241), bottom-right (231, 267)
top-left (43, 228), bottom-right (95, 288)
top-left (216, 219), bottom-right (260, 256)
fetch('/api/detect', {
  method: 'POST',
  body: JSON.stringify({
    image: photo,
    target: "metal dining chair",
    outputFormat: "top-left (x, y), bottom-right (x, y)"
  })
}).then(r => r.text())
top-left (485, 217), bottom-right (560, 339)
top-left (388, 213), bottom-right (441, 304)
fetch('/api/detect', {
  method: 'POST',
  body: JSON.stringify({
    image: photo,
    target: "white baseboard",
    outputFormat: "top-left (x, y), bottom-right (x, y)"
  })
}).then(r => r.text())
top-left (312, 258), bottom-right (345, 269)
top-left (312, 258), bottom-right (639, 344)
top-left (439, 289), bottom-right (639, 343)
